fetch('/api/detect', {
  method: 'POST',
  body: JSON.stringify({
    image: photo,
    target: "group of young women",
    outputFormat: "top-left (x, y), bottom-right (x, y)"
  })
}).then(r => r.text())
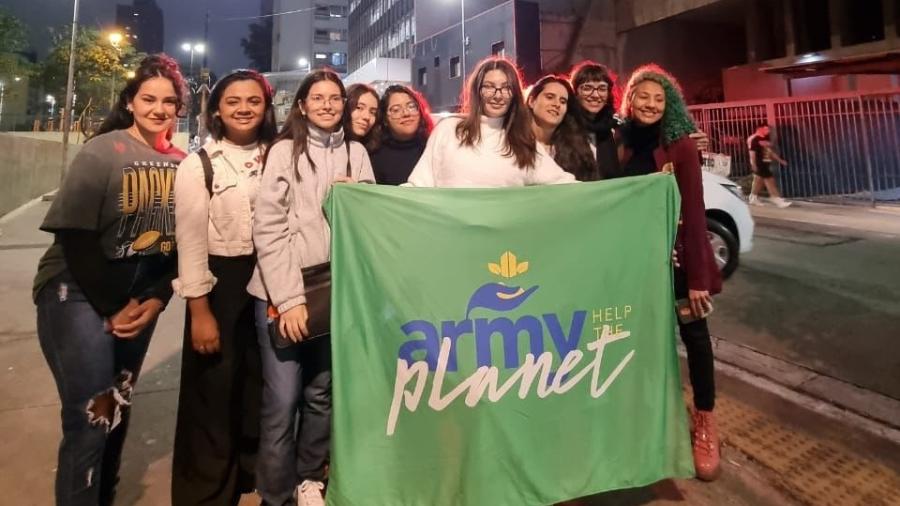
top-left (33, 51), bottom-right (722, 506)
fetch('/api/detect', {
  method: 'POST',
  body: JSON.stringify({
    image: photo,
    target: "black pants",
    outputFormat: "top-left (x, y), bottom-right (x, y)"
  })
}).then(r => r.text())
top-left (675, 268), bottom-right (716, 411)
top-left (171, 255), bottom-right (262, 506)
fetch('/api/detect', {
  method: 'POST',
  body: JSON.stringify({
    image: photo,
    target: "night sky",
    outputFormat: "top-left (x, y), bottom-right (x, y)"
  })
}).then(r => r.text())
top-left (4, 0), bottom-right (258, 75)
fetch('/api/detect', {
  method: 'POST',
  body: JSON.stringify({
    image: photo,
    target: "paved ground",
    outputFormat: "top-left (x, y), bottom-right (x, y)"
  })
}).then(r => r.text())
top-left (1, 198), bottom-right (898, 506)
top-left (710, 200), bottom-right (900, 401)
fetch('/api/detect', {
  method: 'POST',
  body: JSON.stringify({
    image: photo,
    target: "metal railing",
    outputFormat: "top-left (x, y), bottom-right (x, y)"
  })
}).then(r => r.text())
top-left (689, 90), bottom-right (900, 204)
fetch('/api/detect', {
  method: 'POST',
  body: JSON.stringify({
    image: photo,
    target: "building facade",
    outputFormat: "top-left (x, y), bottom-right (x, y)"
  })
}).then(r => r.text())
top-left (348, 0), bottom-right (416, 74)
top-left (411, 0), bottom-right (541, 111)
top-left (615, 0), bottom-right (899, 102)
top-left (115, 0), bottom-right (164, 54)
top-left (271, 0), bottom-right (350, 74)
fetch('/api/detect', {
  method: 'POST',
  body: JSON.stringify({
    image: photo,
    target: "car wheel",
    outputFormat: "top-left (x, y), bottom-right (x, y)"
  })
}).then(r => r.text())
top-left (707, 217), bottom-right (739, 279)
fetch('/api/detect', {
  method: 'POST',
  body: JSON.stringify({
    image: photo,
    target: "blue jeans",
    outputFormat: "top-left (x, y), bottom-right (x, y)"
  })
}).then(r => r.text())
top-left (36, 273), bottom-right (157, 506)
top-left (254, 299), bottom-right (331, 506)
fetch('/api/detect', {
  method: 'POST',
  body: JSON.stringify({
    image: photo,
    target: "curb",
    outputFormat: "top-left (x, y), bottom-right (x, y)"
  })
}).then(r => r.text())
top-left (686, 336), bottom-right (900, 446)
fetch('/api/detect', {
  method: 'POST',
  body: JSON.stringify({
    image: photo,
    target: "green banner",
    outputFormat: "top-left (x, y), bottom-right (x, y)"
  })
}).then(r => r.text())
top-left (327, 175), bottom-right (693, 506)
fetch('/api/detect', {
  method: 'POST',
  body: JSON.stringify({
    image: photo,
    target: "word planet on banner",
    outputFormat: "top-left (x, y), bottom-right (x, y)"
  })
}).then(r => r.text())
top-left (326, 176), bottom-right (694, 506)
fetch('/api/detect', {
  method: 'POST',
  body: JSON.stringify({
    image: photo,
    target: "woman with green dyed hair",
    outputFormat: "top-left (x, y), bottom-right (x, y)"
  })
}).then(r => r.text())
top-left (617, 63), bottom-right (724, 482)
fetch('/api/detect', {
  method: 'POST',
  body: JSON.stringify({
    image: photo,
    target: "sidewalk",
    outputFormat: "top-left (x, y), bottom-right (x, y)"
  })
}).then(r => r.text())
top-left (748, 199), bottom-right (900, 237)
top-left (1, 199), bottom-right (898, 505)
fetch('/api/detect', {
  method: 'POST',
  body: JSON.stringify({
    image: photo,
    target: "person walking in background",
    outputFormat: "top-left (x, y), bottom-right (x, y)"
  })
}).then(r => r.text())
top-left (747, 123), bottom-right (791, 208)
top-left (171, 69), bottom-right (278, 506)
top-left (617, 63), bottom-right (724, 482)
top-left (370, 84), bottom-right (434, 185)
top-left (32, 54), bottom-right (187, 506)
top-left (405, 56), bottom-right (575, 187)
top-left (249, 69), bottom-right (374, 506)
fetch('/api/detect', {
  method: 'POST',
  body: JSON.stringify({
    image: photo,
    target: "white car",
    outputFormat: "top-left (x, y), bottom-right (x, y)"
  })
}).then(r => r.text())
top-left (702, 172), bottom-right (754, 279)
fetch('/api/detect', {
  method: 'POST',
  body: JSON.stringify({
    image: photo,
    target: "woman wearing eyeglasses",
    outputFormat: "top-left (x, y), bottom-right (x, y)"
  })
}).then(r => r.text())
top-left (369, 84), bottom-right (434, 185)
top-left (249, 69), bottom-right (375, 506)
top-left (406, 56), bottom-right (575, 187)
top-left (568, 60), bottom-right (622, 181)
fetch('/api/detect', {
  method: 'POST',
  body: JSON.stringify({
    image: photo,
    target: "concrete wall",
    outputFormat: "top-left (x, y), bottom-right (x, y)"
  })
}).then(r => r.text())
top-left (0, 134), bottom-right (80, 217)
top-left (615, 0), bottom-right (720, 31)
top-left (0, 132), bottom-right (189, 218)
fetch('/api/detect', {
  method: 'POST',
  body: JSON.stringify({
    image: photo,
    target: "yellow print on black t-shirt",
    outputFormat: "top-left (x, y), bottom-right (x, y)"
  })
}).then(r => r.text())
top-left (116, 160), bottom-right (178, 259)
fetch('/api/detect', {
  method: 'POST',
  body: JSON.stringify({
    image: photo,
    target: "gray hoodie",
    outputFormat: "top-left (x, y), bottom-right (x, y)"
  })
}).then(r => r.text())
top-left (248, 125), bottom-right (374, 313)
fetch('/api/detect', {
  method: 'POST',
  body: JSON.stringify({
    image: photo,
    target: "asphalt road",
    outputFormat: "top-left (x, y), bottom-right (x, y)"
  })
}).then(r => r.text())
top-left (709, 215), bottom-right (900, 401)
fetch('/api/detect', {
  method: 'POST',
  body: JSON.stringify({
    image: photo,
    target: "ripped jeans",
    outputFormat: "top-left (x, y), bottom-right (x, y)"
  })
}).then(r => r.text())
top-left (36, 273), bottom-right (157, 506)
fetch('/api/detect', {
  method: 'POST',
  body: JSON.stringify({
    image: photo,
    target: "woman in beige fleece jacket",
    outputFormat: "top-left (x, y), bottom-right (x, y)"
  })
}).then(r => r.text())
top-left (248, 69), bottom-right (374, 506)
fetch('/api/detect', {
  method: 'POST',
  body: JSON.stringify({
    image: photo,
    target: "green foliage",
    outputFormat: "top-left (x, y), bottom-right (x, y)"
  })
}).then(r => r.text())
top-left (38, 26), bottom-right (140, 114)
top-left (0, 7), bottom-right (32, 81)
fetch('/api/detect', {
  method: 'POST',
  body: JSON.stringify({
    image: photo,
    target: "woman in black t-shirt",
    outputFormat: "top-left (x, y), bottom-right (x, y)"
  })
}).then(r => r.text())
top-left (33, 54), bottom-right (187, 505)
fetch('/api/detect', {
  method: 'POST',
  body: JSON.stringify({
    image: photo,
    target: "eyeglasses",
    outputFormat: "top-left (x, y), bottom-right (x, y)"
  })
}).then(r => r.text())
top-left (480, 84), bottom-right (513, 98)
top-left (387, 102), bottom-right (420, 118)
top-left (305, 95), bottom-right (344, 108)
top-left (577, 84), bottom-right (609, 97)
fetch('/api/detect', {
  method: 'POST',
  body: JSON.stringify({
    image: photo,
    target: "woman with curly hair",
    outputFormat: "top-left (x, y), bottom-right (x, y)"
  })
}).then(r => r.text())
top-left (526, 75), bottom-right (596, 179)
top-left (617, 63), bottom-right (723, 482)
top-left (33, 53), bottom-right (188, 505)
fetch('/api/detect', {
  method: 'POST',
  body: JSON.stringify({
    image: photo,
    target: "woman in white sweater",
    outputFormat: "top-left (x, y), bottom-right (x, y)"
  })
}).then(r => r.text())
top-left (405, 56), bottom-right (576, 188)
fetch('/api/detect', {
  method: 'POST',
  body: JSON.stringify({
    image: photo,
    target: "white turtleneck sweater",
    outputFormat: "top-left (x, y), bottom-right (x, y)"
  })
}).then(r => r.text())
top-left (405, 115), bottom-right (576, 188)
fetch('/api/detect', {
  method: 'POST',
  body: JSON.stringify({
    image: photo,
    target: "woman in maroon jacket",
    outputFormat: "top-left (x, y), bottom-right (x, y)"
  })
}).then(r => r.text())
top-left (615, 64), bottom-right (723, 482)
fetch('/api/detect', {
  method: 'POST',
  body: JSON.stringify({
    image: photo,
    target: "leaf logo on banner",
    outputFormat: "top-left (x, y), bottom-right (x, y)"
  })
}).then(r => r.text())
top-left (488, 251), bottom-right (529, 279)
top-left (467, 252), bottom-right (538, 318)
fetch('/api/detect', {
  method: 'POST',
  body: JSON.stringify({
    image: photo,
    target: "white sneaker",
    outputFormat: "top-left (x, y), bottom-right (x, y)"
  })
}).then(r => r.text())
top-left (748, 194), bottom-right (764, 206)
top-left (296, 480), bottom-right (325, 506)
top-left (771, 197), bottom-right (792, 208)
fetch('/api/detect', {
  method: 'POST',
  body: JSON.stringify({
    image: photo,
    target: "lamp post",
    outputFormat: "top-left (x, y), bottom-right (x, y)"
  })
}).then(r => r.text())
top-left (181, 42), bottom-right (205, 135)
top-left (0, 81), bottom-right (5, 128)
top-left (459, 0), bottom-right (467, 84)
top-left (181, 42), bottom-right (206, 80)
top-left (108, 32), bottom-right (123, 109)
top-left (61, 0), bottom-right (80, 182)
top-left (298, 57), bottom-right (311, 73)
top-left (46, 95), bottom-right (57, 119)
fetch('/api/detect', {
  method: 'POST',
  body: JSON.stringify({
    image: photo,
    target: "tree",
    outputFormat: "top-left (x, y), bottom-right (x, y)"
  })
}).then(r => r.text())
top-left (0, 7), bottom-right (32, 80)
top-left (241, 19), bottom-right (273, 72)
top-left (38, 25), bottom-right (141, 117)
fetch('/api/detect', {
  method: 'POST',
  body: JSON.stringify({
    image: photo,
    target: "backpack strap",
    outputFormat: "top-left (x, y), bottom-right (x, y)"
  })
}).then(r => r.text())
top-left (198, 148), bottom-right (214, 197)
top-left (345, 140), bottom-right (352, 178)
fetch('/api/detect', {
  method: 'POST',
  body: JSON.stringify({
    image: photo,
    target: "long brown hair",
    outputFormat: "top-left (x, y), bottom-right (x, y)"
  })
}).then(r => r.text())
top-left (527, 75), bottom-right (596, 180)
top-left (342, 83), bottom-right (380, 152)
top-left (265, 69), bottom-right (346, 171)
top-left (455, 57), bottom-right (536, 169)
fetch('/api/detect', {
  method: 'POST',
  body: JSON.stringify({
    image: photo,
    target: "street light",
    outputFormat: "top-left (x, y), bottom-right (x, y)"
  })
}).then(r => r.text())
top-left (46, 95), bottom-right (57, 119)
top-left (61, 0), bottom-right (81, 182)
top-left (298, 57), bottom-right (311, 73)
top-left (0, 81), bottom-right (5, 127)
top-left (107, 31), bottom-right (124, 109)
top-left (182, 41), bottom-right (205, 78)
top-left (447, 0), bottom-right (467, 84)
top-left (182, 41), bottom-right (206, 136)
